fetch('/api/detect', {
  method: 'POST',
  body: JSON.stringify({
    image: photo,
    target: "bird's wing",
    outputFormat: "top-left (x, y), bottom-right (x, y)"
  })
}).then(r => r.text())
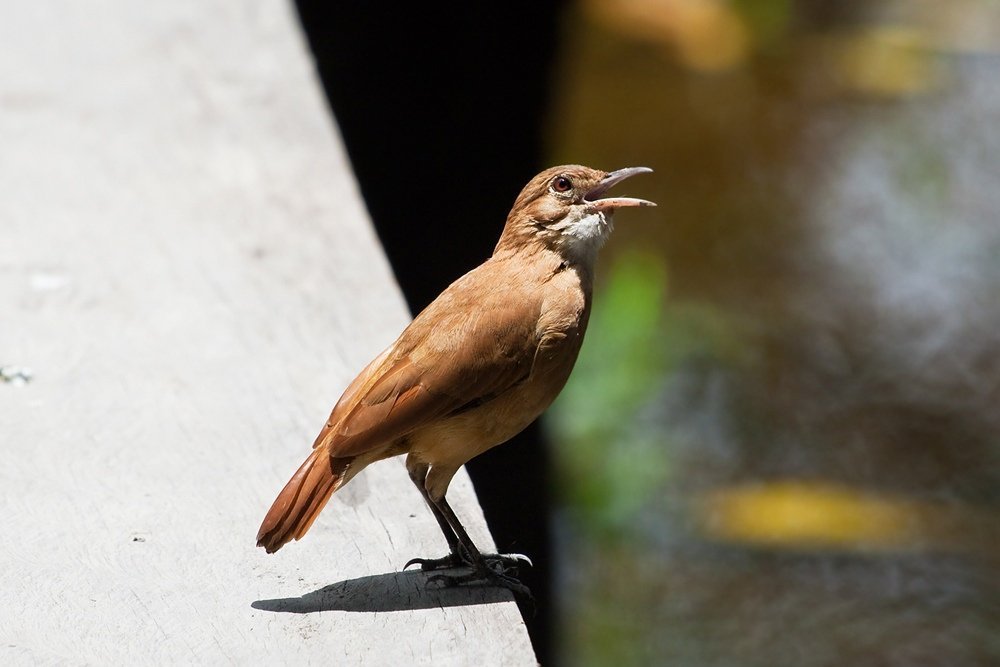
top-left (312, 296), bottom-right (539, 459)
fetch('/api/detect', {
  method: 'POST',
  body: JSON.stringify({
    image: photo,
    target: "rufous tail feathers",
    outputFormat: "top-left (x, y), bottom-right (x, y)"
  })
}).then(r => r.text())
top-left (256, 446), bottom-right (347, 553)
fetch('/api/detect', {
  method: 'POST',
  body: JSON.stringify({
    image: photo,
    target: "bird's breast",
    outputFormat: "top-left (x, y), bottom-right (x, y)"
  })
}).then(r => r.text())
top-left (409, 266), bottom-right (591, 466)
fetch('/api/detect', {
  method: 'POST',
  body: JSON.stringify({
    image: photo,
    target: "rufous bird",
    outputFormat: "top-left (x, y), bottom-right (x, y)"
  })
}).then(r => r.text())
top-left (257, 165), bottom-right (655, 596)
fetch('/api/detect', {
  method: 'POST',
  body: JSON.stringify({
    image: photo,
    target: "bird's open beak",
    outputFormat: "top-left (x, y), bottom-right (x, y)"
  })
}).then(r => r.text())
top-left (584, 167), bottom-right (656, 211)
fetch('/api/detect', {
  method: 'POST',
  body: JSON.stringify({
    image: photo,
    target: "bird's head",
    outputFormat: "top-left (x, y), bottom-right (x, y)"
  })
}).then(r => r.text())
top-left (496, 165), bottom-right (655, 262)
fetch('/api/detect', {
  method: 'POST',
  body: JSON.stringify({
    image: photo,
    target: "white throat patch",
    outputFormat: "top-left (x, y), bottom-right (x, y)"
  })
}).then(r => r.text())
top-left (551, 209), bottom-right (614, 261)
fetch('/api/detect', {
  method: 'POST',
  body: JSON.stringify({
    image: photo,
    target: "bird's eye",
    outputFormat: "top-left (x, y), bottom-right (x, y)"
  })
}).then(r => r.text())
top-left (552, 176), bottom-right (573, 193)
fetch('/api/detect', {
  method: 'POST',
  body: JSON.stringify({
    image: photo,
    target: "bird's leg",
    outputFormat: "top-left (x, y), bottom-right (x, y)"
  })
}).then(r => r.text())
top-left (425, 493), bottom-right (533, 600)
top-left (402, 458), bottom-right (531, 575)
top-left (401, 458), bottom-right (532, 598)
top-left (403, 462), bottom-right (471, 571)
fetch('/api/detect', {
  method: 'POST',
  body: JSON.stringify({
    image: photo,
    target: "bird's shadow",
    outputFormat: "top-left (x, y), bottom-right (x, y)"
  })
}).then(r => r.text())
top-left (252, 568), bottom-right (513, 613)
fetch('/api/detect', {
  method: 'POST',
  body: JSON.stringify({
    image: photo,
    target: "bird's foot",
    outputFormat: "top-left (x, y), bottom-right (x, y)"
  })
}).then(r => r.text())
top-left (427, 558), bottom-right (534, 602)
top-left (404, 550), bottom-right (532, 574)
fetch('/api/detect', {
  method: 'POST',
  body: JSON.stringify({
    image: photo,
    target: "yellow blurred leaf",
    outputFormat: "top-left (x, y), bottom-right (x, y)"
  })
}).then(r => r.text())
top-left (833, 26), bottom-right (939, 97)
top-left (586, 0), bottom-right (751, 71)
top-left (698, 480), bottom-right (928, 551)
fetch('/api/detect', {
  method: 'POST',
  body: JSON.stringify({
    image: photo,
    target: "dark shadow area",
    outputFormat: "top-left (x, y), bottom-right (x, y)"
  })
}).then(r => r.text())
top-left (252, 569), bottom-right (513, 614)
top-left (293, 2), bottom-right (566, 662)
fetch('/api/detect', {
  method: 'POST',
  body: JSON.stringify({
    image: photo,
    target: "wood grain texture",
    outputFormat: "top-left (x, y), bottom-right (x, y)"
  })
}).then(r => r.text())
top-left (0, 1), bottom-right (536, 664)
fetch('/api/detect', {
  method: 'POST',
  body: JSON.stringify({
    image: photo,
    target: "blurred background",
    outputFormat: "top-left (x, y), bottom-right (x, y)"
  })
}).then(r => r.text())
top-left (297, 1), bottom-right (1000, 664)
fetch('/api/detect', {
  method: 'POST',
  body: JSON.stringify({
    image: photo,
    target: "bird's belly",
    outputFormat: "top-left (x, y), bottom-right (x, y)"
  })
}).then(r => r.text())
top-left (407, 370), bottom-right (566, 467)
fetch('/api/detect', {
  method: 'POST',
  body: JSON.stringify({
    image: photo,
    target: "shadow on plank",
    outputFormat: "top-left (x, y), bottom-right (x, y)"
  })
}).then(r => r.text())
top-left (252, 569), bottom-right (514, 613)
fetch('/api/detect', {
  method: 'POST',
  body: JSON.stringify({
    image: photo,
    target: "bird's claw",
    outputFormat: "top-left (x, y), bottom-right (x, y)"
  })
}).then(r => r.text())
top-left (403, 554), bottom-right (464, 571)
top-left (482, 552), bottom-right (532, 577)
top-left (404, 544), bottom-right (476, 571)
top-left (498, 553), bottom-right (533, 569)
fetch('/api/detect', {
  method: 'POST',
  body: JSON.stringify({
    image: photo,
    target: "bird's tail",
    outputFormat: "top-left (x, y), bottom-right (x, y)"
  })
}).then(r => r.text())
top-left (256, 446), bottom-right (348, 554)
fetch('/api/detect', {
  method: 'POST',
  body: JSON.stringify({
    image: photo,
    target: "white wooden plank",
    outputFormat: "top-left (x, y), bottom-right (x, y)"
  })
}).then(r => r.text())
top-left (0, 1), bottom-right (536, 664)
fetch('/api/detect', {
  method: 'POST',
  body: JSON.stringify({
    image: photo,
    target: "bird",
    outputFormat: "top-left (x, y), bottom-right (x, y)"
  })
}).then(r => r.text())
top-left (256, 164), bottom-right (655, 596)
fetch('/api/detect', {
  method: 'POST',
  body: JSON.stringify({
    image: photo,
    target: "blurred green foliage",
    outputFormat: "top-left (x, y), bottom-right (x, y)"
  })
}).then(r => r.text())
top-left (546, 251), bottom-right (744, 537)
